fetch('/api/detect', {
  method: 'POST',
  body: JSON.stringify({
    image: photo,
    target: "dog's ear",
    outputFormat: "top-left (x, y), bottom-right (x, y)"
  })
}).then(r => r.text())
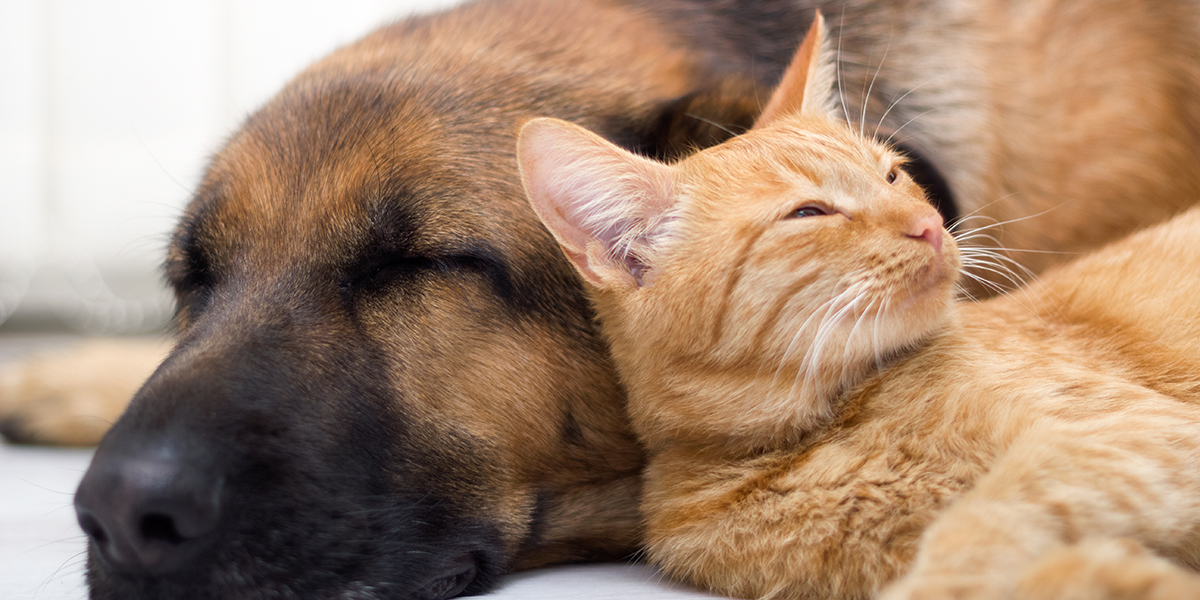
top-left (754, 11), bottom-right (836, 128)
top-left (519, 117), bottom-right (675, 290)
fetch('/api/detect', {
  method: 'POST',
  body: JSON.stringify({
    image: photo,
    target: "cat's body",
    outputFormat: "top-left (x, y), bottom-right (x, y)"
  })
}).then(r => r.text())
top-left (520, 14), bottom-right (1200, 600)
top-left (641, 208), bottom-right (1200, 598)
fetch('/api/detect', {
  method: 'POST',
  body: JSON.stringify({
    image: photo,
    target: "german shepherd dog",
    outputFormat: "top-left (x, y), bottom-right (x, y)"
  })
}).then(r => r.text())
top-left (4, 0), bottom-right (1200, 598)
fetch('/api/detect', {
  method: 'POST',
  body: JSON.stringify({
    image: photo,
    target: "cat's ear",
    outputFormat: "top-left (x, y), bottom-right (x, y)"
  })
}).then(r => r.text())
top-left (518, 117), bottom-right (675, 290)
top-left (754, 11), bottom-right (836, 127)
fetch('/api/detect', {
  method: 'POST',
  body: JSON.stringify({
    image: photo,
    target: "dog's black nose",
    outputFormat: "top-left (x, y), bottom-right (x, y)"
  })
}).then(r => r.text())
top-left (75, 444), bottom-right (223, 575)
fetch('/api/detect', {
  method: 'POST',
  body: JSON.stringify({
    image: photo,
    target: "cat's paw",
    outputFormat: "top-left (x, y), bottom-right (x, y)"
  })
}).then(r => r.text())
top-left (0, 338), bottom-right (166, 446)
top-left (877, 573), bottom-right (1005, 600)
top-left (1016, 538), bottom-right (1200, 600)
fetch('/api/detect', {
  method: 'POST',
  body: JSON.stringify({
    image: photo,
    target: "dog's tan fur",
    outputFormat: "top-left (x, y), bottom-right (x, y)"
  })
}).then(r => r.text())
top-left (2, 0), bottom-right (1200, 597)
top-left (6, 0), bottom-right (1200, 446)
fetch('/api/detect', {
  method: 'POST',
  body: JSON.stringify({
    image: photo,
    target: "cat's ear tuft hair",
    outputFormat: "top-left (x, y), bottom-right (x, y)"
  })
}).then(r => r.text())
top-left (518, 117), bottom-right (676, 290)
top-left (754, 11), bottom-right (837, 128)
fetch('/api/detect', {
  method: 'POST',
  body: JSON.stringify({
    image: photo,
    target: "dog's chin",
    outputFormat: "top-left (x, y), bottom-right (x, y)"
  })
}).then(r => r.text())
top-left (79, 474), bottom-right (505, 600)
top-left (85, 549), bottom-right (494, 600)
top-left (417, 554), bottom-right (479, 600)
top-left (82, 486), bottom-right (502, 600)
top-left (85, 549), bottom-right (492, 600)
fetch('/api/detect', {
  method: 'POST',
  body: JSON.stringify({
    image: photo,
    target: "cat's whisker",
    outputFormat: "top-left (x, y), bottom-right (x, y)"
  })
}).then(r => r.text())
top-left (957, 247), bottom-right (1016, 273)
top-left (797, 280), bottom-right (870, 399)
top-left (956, 244), bottom-right (1026, 278)
top-left (954, 283), bottom-right (983, 303)
top-left (835, 9), bottom-right (854, 133)
top-left (946, 216), bottom-right (996, 234)
top-left (779, 291), bottom-right (847, 390)
top-left (951, 204), bottom-right (1066, 239)
top-left (952, 232), bottom-right (1006, 249)
top-left (953, 221), bottom-right (1054, 295)
top-left (959, 261), bottom-right (1023, 291)
top-left (960, 246), bottom-right (1038, 279)
top-left (960, 256), bottom-right (1027, 289)
top-left (829, 284), bottom-right (873, 384)
top-left (958, 265), bottom-right (1048, 322)
top-left (947, 215), bottom-right (993, 234)
top-left (848, 292), bottom-right (885, 376)
top-left (883, 108), bottom-right (938, 148)
top-left (840, 291), bottom-right (878, 375)
top-left (767, 290), bottom-right (847, 396)
top-left (945, 193), bottom-right (1023, 232)
top-left (789, 294), bottom-right (844, 393)
top-left (958, 269), bottom-right (1013, 298)
top-left (959, 256), bottom-right (1029, 293)
top-left (872, 73), bottom-right (944, 141)
top-left (873, 293), bottom-right (893, 373)
top-left (949, 219), bottom-right (1005, 238)
top-left (860, 37), bottom-right (892, 140)
top-left (956, 234), bottom-right (1080, 260)
top-left (957, 241), bottom-right (1079, 273)
top-left (958, 262), bottom-right (1042, 319)
top-left (951, 224), bottom-right (1007, 240)
top-left (684, 112), bottom-right (740, 138)
top-left (958, 261), bottom-right (1011, 286)
top-left (994, 247), bottom-right (1080, 257)
top-left (959, 246), bottom-right (1038, 288)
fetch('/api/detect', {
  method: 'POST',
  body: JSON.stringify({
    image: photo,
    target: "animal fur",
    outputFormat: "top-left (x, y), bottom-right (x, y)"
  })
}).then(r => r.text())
top-left (0, 0), bottom-right (1197, 598)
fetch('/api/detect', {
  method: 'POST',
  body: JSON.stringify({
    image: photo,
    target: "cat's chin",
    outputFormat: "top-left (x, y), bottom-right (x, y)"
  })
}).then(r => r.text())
top-left (879, 265), bottom-right (958, 355)
top-left (897, 243), bottom-right (960, 310)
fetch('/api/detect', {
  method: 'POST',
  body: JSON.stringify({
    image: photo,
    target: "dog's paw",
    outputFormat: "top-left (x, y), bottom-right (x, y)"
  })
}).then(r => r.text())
top-left (0, 338), bottom-right (166, 446)
top-left (1015, 538), bottom-right (1200, 600)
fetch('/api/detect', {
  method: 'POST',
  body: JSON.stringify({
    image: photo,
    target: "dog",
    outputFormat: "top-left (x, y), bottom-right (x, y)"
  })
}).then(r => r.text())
top-left (3, 0), bottom-right (1199, 598)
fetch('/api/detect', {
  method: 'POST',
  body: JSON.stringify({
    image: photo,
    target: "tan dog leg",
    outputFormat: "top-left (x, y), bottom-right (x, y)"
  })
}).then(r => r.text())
top-left (0, 338), bottom-right (166, 445)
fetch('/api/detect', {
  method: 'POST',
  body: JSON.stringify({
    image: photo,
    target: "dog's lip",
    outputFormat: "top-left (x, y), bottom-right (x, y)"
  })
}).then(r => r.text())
top-left (418, 552), bottom-right (478, 600)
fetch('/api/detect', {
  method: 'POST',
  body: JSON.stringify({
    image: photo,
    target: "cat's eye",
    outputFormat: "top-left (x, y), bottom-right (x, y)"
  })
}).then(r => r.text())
top-left (789, 205), bottom-right (827, 219)
top-left (886, 167), bottom-right (900, 184)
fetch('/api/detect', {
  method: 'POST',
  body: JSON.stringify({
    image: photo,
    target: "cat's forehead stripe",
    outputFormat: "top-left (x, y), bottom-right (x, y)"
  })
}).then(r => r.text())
top-left (784, 129), bottom-right (885, 162)
top-left (758, 129), bottom-right (888, 186)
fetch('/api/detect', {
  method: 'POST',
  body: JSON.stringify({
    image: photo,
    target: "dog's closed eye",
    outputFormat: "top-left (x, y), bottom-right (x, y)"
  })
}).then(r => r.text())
top-left (340, 253), bottom-right (437, 295)
top-left (166, 234), bottom-right (216, 325)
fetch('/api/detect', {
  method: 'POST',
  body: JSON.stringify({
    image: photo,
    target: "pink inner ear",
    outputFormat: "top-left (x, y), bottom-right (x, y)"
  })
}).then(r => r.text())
top-left (518, 117), bottom-right (673, 289)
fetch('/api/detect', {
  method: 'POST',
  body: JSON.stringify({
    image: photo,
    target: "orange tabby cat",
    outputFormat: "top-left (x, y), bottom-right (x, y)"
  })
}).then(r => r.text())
top-left (518, 13), bottom-right (1200, 600)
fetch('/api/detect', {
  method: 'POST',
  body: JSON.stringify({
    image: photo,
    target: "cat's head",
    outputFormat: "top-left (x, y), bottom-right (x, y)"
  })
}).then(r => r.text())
top-left (518, 13), bottom-right (960, 449)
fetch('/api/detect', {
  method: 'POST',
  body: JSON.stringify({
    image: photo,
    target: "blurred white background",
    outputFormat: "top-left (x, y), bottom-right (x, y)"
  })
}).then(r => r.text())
top-left (0, 0), bottom-right (460, 334)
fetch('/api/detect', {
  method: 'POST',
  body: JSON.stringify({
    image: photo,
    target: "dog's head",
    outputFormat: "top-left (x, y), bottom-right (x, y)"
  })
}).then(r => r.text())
top-left (73, 2), bottom-right (769, 598)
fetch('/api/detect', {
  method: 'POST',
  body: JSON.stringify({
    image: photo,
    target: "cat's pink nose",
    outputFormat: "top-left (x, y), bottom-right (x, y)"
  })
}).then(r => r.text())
top-left (906, 213), bottom-right (944, 254)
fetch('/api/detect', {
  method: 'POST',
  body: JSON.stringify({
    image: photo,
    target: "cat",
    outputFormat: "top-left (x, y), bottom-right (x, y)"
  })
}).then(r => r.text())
top-left (518, 12), bottom-right (1200, 600)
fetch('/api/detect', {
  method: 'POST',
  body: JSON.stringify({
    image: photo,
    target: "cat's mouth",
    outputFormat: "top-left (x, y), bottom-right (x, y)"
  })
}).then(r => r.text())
top-left (896, 244), bottom-right (959, 312)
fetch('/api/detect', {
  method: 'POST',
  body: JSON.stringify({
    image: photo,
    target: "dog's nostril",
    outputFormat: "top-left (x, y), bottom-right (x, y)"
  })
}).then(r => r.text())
top-left (140, 513), bottom-right (185, 544)
top-left (78, 512), bottom-right (109, 546)
top-left (76, 447), bottom-right (224, 575)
